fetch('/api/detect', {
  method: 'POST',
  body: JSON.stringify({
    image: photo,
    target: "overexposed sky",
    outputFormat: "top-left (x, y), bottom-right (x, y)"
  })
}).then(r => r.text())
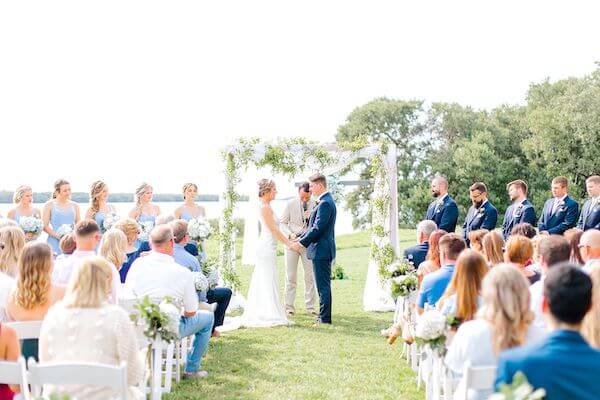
top-left (0, 0), bottom-right (598, 195)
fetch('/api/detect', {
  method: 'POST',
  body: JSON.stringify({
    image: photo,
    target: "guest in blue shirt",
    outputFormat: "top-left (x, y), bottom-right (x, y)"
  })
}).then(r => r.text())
top-left (172, 220), bottom-right (231, 337)
top-left (417, 233), bottom-right (466, 314)
top-left (113, 218), bottom-right (150, 283)
top-left (403, 220), bottom-right (437, 269)
top-left (495, 264), bottom-right (600, 400)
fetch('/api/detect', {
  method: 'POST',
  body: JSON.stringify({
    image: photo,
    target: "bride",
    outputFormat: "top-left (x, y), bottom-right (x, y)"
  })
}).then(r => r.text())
top-left (239, 179), bottom-right (294, 327)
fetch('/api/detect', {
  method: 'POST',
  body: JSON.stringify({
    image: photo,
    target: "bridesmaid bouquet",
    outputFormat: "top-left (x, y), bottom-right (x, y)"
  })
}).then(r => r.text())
top-left (138, 221), bottom-right (154, 242)
top-left (19, 216), bottom-right (44, 241)
top-left (56, 224), bottom-right (73, 239)
top-left (187, 217), bottom-right (213, 242)
top-left (102, 212), bottom-right (120, 232)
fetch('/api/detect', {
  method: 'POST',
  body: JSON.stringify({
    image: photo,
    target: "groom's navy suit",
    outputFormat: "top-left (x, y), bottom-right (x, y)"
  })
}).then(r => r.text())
top-left (299, 192), bottom-right (336, 324)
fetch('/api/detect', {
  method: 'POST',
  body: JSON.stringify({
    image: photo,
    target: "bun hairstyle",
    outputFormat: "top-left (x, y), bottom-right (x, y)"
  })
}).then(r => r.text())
top-left (258, 179), bottom-right (276, 198)
top-left (135, 182), bottom-right (152, 208)
top-left (182, 183), bottom-right (198, 200)
top-left (52, 179), bottom-right (70, 199)
top-left (13, 185), bottom-right (32, 204)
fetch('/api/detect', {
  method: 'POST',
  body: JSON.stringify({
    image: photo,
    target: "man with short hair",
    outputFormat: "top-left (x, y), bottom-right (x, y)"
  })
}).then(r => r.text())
top-left (125, 225), bottom-right (214, 379)
top-left (403, 220), bottom-right (436, 269)
top-left (280, 182), bottom-right (317, 315)
top-left (416, 233), bottom-right (466, 314)
top-left (171, 219), bottom-right (232, 337)
top-left (538, 176), bottom-right (579, 235)
top-left (496, 264), bottom-right (600, 399)
top-left (577, 175), bottom-right (600, 231)
top-left (462, 182), bottom-right (498, 246)
top-left (578, 229), bottom-right (600, 273)
top-left (52, 219), bottom-right (120, 303)
top-left (529, 235), bottom-right (571, 329)
top-left (502, 180), bottom-right (537, 240)
top-left (425, 175), bottom-right (459, 232)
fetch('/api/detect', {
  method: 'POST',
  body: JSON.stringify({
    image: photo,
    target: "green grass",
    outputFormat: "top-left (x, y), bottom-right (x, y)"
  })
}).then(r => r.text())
top-left (167, 229), bottom-right (423, 400)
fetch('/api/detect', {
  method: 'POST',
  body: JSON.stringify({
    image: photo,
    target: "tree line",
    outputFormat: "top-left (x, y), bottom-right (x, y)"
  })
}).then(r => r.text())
top-left (337, 65), bottom-right (600, 228)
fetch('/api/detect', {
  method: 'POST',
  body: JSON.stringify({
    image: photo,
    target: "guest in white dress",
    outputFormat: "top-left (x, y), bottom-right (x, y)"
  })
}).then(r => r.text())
top-left (445, 264), bottom-right (544, 400)
top-left (39, 256), bottom-right (144, 400)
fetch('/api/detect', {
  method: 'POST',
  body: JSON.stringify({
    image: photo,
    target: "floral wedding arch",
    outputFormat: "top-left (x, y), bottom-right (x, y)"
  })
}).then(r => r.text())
top-left (218, 137), bottom-right (400, 311)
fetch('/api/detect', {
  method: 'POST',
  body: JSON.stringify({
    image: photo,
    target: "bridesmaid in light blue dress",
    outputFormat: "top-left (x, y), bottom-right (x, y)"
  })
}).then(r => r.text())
top-left (42, 179), bottom-right (80, 255)
top-left (128, 183), bottom-right (161, 250)
top-left (85, 180), bottom-right (117, 233)
top-left (174, 183), bottom-right (207, 260)
top-left (8, 185), bottom-right (42, 224)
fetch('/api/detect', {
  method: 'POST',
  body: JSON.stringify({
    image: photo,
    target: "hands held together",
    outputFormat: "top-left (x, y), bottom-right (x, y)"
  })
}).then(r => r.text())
top-left (288, 239), bottom-right (303, 253)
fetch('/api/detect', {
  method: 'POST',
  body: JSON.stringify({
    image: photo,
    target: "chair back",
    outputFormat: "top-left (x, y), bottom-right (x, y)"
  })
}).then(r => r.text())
top-left (6, 320), bottom-right (43, 340)
top-left (28, 359), bottom-right (128, 399)
top-left (462, 361), bottom-right (497, 399)
top-left (0, 357), bottom-right (30, 399)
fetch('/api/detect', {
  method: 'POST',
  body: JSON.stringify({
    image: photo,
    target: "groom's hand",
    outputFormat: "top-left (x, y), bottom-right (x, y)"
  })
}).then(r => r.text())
top-left (290, 242), bottom-right (303, 253)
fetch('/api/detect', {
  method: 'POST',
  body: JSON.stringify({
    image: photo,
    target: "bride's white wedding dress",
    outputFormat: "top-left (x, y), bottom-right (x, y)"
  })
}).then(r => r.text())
top-left (237, 206), bottom-right (291, 328)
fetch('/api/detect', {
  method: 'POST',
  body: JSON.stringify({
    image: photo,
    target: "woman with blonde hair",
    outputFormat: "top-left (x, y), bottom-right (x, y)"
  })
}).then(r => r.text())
top-left (582, 266), bottom-right (600, 348)
top-left (504, 235), bottom-right (539, 284)
top-left (5, 243), bottom-right (65, 361)
top-left (39, 257), bottom-right (144, 399)
top-left (445, 264), bottom-right (543, 399)
top-left (42, 179), bottom-right (80, 255)
top-left (128, 183), bottom-right (160, 249)
top-left (113, 218), bottom-right (144, 283)
top-left (7, 185), bottom-right (41, 224)
top-left (438, 250), bottom-right (489, 321)
top-left (481, 230), bottom-right (504, 266)
top-left (468, 229), bottom-right (488, 253)
top-left (85, 180), bottom-right (117, 234)
top-left (99, 229), bottom-right (128, 272)
top-left (0, 227), bottom-right (25, 278)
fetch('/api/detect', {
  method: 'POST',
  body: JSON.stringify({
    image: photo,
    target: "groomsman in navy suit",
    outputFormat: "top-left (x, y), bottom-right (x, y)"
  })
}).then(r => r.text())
top-left (502, 180), bottom-right (537, 240)
top-left (577, 175), bottom-right (600, 231)
top-left (425, 176), bottom-right (459, 232)
top-left (538, 176), bottom-right (579, 235)
top-left (462, 182), bottom-right (498, 246)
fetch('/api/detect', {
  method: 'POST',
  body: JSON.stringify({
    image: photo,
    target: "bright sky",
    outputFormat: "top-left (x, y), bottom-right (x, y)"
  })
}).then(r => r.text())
top-left (0, 1), bottom-right (598, 195)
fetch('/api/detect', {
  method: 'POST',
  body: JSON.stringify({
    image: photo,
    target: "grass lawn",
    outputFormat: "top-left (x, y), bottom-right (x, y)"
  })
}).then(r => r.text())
top-left (166, 229), bottom-right (423, 400)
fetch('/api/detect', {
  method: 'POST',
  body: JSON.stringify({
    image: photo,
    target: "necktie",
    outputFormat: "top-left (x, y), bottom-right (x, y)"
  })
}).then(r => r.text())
top-left (551, 199), bottom-right (560, 215)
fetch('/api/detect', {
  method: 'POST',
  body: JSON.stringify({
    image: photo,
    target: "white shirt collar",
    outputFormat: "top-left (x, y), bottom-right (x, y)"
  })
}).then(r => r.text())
top-left (514, 198), bottom-right (527, 206)
top-left (555, 195), bottom-right (567, 202)
top-left (480, 199), bottom-right (489, 207)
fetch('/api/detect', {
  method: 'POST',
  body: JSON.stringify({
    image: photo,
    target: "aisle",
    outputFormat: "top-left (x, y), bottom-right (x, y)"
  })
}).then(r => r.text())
top-left (166, 236), bottom-right (424, 400)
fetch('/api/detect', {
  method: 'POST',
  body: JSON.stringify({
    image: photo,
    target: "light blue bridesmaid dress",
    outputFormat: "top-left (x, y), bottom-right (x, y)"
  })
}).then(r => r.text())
top-left (94, 211), bottom-right (106, 231)
top-left (135, 213), bottom-right (156, 249)
top-left (180, 210), bottom-right (193, 221)
top-left (180, 208), bottom-right (206, 262)
top-left (47, 203), bottom-right (76, 255)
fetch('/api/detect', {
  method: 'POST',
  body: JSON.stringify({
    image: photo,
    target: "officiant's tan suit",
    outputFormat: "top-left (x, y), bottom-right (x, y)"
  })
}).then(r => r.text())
top-left (280, 197), bottom-right (318, 313)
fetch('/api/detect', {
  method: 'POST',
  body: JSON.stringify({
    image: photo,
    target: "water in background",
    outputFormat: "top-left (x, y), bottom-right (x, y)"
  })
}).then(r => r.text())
top-left (0, 200), bottom-right (357, 236)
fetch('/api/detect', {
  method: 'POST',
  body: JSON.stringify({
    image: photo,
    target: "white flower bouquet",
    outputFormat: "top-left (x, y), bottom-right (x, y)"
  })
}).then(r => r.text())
top-left (415, 310), bottom-right (447, 354)
top-left (187, 217), bottom-right (213, 242)
top-left (193, 272), bottom-right (209, 292)
top-left (201, 258), bottom-right (220, 289)
top-left (159, 299), bottom-right (181, 339)
top-left (19, 216), bottom-right (44, 241)
top-left (102, 212), bottom-right (120, 232)
top-left (138, 221), bottom-right (155, 242)
top-left (56, 224), bottom-right (73, 239)
top-left (207, 269), bottom-right (220, 288)
top-left (391, 272), bottom-right (418, 298)
top-left (490, 371), bottom-right (546, 399)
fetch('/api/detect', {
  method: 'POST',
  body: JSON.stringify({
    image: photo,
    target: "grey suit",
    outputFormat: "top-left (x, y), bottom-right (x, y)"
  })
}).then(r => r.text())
top-left (280, 197), bottom-right (317, 313)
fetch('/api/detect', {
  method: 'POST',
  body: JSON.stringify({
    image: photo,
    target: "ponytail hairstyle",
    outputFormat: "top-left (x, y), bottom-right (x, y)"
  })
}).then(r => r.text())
top-left (52, 179), bottom-right (70, 200)
top-left (135, 183), bottom-right (152, 212)
top-left (89, 180), bottom-right (107, 218)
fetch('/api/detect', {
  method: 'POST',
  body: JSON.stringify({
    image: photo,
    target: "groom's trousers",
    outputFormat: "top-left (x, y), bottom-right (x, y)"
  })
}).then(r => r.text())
top-left (312, 259), bottom-right (332, 323)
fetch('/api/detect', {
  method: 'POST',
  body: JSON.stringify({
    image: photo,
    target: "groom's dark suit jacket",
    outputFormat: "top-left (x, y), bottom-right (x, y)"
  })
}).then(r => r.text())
top-left (299, 192), bottom-right (336, 260)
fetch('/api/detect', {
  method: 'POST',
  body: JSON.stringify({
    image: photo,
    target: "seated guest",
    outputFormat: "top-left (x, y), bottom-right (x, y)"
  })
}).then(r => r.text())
top-left (125, 225), bottom-right (214, 379)
top-left (577, 175), bottom-right (600, 231)
top-left (527, 234), bottom-right (544, 274)
top-left (538, 176), bottom-right (579, 235)
top-left (481, 230), bottom-right (504, 266)
top-left (52, 220), bottom-right (120, 304)
top-left (417, 229), bottom-right (447, 285)
top-left (5, 243), bottom-right (65, 361)
top-left (462, 182), bottom-right (498, 246)
top-left (468, 229), bottom-right (488, 253)
top-left (502, 180), bottom-right (537, 240)
top-left (0, 226), bottom-right (25, 278)
top-left (425, 176), bottom-right (459, 233)
top-left (564, 228), bottom-right (584, 265)
top-left (0, 322), bottom-right (20, 399)
top-left (99, 228), bottom-right (128, 273)
top-left (504, 235), bottom-right (539, 284)
top-left (438, 250), bottom-right (488, 321)
top-left (510, 222), bottom-right (537, 239)
top-left (113, 218), bottom-right (147, 283)
top-left (417, 233), bottom-right (466, 314)
top-left (57, 233), bottom-right (76, 259)
top-left (529, 235), bottom-right (570, 330)
top-left (579, 229), bottom-right (600, 273)
top-left (495, 264), bottom-right (600, 399)
top-left (446, 264), bottom-right (542, 400)
top-left (171, 220), bottom-right (231, 337)
top-left (39, 257), bottom-right (143, 399)
top-left (403, 220), bottom-right (436, 269)
top-left (0, 271), bottom-right (15, 322)
top-left (582, 267), bottom-right (600, 348)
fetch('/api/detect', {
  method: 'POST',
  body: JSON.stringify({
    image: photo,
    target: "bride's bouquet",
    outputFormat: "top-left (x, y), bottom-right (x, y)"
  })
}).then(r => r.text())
top-left (19, 216), bottom-right (44, 241)
top-left (138, 221), bottom-right (154, 242)
top-left (56, 224), bottom-right (73, 239)
top-left (188, 217), bottom-right (213, 242)
top-left (102, 212), bottom-right (120, 233)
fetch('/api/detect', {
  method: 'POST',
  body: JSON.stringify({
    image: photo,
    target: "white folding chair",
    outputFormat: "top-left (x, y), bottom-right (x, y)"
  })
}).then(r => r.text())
top-left (6, 321), bottom-right (43, 340)
top-left (28, 359), bottom-right (128, 400)
top-left (0, 357), bottom-right (30, 400)
top-left (462, 362), bottom-right (497, 400)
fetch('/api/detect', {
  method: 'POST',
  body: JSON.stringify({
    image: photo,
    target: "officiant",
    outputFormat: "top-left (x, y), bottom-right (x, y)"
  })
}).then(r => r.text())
top-left (280, 182), bottom-right (318, 315)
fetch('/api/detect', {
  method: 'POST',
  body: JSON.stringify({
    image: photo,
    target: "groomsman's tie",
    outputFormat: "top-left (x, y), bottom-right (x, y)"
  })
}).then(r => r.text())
top-left (551, 199), bottom-right (560, 215)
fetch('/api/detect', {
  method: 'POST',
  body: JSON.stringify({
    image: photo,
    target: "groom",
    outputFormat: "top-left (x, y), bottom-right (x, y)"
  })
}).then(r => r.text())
top-left (291, 173), bottom-right (336, 325)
